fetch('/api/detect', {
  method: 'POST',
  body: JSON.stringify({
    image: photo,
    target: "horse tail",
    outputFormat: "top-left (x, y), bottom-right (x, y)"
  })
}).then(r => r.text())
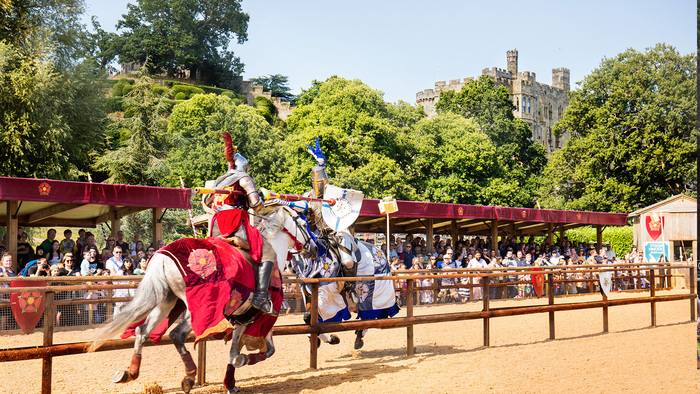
top-left (88, 253), bottom-right (172, 352)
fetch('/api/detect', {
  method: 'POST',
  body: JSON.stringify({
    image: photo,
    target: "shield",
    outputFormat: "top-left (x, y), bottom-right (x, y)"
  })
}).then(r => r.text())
top-left (531, 267), bottom-right (545, 298)
top-left (10, 279), bottom-right (47, 335)
top-left (321, 185), bottom-right (364, 232)
top-left (599, 270), bottom-right (613, 297)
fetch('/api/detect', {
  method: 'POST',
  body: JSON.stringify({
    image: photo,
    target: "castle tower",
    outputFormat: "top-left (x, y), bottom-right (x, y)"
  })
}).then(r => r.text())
top-left (552, 67), bottom-right (570, 91)
top-left (507, 49), bottom-right (518, 76)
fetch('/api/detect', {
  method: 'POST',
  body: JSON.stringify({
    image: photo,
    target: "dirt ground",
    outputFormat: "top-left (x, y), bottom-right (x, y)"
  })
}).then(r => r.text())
top-left (1, 289), bottom-right (697, 393)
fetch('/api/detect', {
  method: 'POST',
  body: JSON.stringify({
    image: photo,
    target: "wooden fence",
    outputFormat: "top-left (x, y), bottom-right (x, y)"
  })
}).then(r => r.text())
top-left (0, 263), bottom-right (695, 393)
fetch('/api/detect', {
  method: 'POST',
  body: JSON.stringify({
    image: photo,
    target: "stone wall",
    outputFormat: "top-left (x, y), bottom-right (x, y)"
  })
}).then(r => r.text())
top-left (415, 50), bottom-right (570, 154)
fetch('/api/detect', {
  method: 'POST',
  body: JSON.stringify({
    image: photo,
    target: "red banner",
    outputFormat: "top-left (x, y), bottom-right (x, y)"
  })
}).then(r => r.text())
top-left (531, 268), bottom-right (544, 298)
top-left (10, 280), bottom-right (47, 335)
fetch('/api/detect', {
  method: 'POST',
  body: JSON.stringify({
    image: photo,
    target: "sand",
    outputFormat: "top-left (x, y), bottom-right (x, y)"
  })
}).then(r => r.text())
top-left (1, 290), bottom-right (697, 393)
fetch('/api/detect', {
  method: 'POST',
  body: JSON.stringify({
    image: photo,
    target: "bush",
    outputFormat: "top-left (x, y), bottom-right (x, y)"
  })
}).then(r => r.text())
top-left (196, 85), bottom-right (227, 95)
top-left (112, 84), bottom-right (124, 97)
top-left (119, 78), bottom-right (135, 85)
top-left (221, 91), bottom-right (234, 99)
top-left (107, 97), bottom-right (123, 112)
top-left (123, 106), bottom-right (136, 118)
top-left (152, 86), bottom-right (169, 96)
top-left (236, 93), bottom-right (247, 103)
top-left (122, 84), bottom-right (134, 95)
top-left (231, 98), bottom-right (241, 105)
top-left (566, 225), bottom-right (634, 257)
top-left (164, 80), bottom-right (175, 87)
top-left (175, 92), bottom-right (187, 100)
top-left (171, 84), bottom-right (204, 99)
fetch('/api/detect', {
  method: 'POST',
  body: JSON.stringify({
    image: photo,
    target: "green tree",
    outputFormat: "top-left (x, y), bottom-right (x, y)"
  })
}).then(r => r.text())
top-left (436, 75), bottom-right (547, 207)
top-left (538, 44), bottom-right (697, 212)
top-left (164, 93), bottom-right (282, 189)
top-left (0, 1), bottom-right (109, 179)
top-left (115, 0), bottom-right (248, 86)
top-left (94, 72), bottom-right (169, 185)
top-left (272, 76), bottom-right (419, 200)
top-left (249, 74), bottom-right (295, 102)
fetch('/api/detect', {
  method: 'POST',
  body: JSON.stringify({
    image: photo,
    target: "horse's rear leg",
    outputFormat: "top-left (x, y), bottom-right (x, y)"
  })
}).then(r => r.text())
top-left (169, 310), bottom-right (197, 393)
top-left (224, 324), bottom-right (246, 393)
top-left (113, 294), bottom-right (177, 383)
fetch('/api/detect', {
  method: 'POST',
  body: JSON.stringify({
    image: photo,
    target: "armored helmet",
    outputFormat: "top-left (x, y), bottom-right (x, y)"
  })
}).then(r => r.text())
top-left (311, 166), bottom-right (329, 197)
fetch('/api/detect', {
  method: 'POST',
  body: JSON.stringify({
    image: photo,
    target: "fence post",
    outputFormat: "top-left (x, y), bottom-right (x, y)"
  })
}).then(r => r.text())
top-left (469, 276), bottom-right (474, 302)
top-left (309, 282), bottom-right (319, 369)
top-left (107, 278), bottom-right (114, 319)
top-left (650, 269), bottom-right (656, 327)
top-left (42, 291), bottom-right (55, 394)
top-left (483, 276), bottom-right (490, 347)
top-left (690, 266), bottom-right (696, 322)
top-left (407, 279), bottom-right (414, 356)
top-left (196, 338), bottom-right (206, 385)
top-left (548, 273), bottom-right (555, 340)
top-left (602, 291), bottom-right (609, 333)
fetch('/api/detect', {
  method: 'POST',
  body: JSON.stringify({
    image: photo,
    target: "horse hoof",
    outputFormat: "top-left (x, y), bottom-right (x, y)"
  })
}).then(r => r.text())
top-left (234, 354), bottom-right (249, 368)
top-left (112, 370), bottom-right (130, 383)
top-left (181, 376), bottom-right (195, 394)
top-left (329, 335), bottom-right (340, 345)
top-left (228, 386), bottom-right (240, 394)
top-left (354, 331), bottom-right (364, 350)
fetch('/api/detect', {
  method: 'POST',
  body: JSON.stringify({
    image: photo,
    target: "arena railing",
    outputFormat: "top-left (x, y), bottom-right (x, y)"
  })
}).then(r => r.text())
top-left (0, 263), bottom-right (695, 393)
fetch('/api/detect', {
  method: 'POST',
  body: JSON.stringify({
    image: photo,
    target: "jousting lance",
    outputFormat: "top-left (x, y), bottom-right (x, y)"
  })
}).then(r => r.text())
top-left (193, 187), bottom-right (336, 206)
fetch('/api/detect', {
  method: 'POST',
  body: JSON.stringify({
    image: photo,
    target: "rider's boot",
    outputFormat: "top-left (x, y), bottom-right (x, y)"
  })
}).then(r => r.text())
top-left (346, 281), bottom-right (360, 305)
top-left (251, 260), bottom-right (277, 315)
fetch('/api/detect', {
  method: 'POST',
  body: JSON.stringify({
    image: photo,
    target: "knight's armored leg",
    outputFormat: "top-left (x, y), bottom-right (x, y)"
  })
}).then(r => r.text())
top-left (251, 260), bottom-right (276, 315)
top-left (342, 263), bottom-right (360, 305)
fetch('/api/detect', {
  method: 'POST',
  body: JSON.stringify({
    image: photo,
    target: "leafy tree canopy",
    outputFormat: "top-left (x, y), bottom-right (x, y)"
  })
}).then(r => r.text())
top-left (271, 76), bottom-right (422, 200)
top-left (115, 0), bottom-right (248, 87)
top-left (435, 74), bottom-right (547, 207)
top-left (249, 74), bottom-right (295, 102)
top-left (164, 93), bottom-right (282, 189)
top-left (537, 43), bottom-right (697, 212)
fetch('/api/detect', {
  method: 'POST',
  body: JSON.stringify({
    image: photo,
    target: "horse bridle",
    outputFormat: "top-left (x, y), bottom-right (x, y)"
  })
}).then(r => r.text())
top-left (282, 207), bottom-right (314, 256)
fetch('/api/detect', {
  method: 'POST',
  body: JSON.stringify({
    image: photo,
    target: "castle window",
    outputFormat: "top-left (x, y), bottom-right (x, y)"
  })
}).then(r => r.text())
top-left (516, 98), bottom-right (519, 110)
top-left (527, 98), bottom-right (531, 114)
top-left (523, 97), bottom-right (526, 113)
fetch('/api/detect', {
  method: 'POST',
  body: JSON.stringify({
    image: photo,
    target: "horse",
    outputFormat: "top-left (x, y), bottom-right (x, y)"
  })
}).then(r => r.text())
top-left (89, 206), bottom-right (316, 394)
top-left (292, 230), bottom-right (400, 349)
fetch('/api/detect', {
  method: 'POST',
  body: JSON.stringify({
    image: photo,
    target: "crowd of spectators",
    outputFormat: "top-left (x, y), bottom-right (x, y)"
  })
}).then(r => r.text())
top-left (383, 233), bottom-right (682, 305)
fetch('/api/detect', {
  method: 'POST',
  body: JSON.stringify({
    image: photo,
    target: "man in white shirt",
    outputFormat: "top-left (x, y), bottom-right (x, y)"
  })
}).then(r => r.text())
top-left (105, 246), bottom-right (124, 275)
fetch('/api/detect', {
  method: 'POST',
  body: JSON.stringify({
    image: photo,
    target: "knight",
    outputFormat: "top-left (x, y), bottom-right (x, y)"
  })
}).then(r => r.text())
top-left (305, 137), bottom-right (361, 305)
top-left (204, 132), bottom-right (277, 315)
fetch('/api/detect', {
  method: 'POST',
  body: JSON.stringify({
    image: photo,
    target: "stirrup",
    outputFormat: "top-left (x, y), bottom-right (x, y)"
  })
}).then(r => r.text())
top-left (251, 293), bottom-right (277, 316)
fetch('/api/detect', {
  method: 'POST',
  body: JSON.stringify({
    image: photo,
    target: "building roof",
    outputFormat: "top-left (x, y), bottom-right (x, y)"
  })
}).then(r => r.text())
top-left (0, 177), bottom-right (192, 228)
top-left (354, 199), bottom-right (628, 236)
top-left (628, 194), bottom-right (697, 218)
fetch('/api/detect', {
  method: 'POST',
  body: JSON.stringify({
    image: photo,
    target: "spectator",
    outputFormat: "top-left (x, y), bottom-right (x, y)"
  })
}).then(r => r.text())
top-left (60, 253), bottom-right (79, 276)
top-left (439, 251), bottom-right (458, 303)
top-left (80, 247), bottom-right (102, 276)
top-left (467, 250), bottom-right (487, 300)
top-left (105, 246), bottom-right (124, 275)
top-left (146, 246), bottom-right (156, 259)
top-left (17, 231), bottom-right (33, 271)
top-left (426, 255), bottom-right (438, 270)
top-left (82, 232), bottom-right (97, 254)
top-left (401, 243), bottom-right (415, 269)
top-left (102, 236), bottom-right (116, 258)
top-left (156, 239), bottom-right (165, 249)
top-left (59, 229), bottom-right (78, 256)
top-left (134, 257), bottom-right (149, 275)
top-left (39, 228), bottom-right (57, 254)
top-left (131, 240), bottom-right (144, 258)
top-left (115, 231), bottom-right (130, 253)
top-left (46, 240), bottom-right (62, 266)
top-left (76, 229), bottom-right (87, 252)
top-left (502, 250), bottom-right (519, 299)
top-left (0, 252), bottom-right (16, 277)
top-left (32, 259), bottom-right (50, 277)
top-left (113, 257), bottom-right (136, 317)
top-left (388, 241), bottom-right (398, 260)
top-left (130, 234), bottom-right (142, 254)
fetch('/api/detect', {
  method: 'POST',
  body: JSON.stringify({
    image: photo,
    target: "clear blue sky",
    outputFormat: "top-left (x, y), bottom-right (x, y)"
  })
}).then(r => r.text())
top-left (83, 0), bottom-right (696, 103)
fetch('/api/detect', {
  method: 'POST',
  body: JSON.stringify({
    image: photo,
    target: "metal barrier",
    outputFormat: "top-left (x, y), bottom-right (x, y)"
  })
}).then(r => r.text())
top-left (0, 263), bottom-right (695, 393)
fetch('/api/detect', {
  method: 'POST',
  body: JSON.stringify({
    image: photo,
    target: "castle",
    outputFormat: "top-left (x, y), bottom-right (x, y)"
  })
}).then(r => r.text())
top-left (416, 50), bottom-right (570, 153)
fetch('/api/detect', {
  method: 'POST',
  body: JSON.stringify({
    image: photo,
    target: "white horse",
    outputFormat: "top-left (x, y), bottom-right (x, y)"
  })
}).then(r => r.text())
top-left (89, 206), bottom-right (316, 394)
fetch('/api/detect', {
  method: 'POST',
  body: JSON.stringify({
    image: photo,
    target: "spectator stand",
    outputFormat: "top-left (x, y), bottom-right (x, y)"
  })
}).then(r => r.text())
top-left (354, 199), bottom-right (628, 254)
top-left (0, 177), bottom-right (192, 272)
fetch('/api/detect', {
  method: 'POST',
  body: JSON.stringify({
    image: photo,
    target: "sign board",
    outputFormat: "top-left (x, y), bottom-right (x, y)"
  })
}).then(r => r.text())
top-left (378, 197), bottom-right (398, 215)
top-left (644, 242), bottom-right (671, 263)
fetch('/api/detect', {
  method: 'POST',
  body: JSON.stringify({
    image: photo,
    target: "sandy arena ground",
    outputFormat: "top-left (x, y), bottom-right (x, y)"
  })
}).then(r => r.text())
top-left (1, 289), bottom-right (697, 393)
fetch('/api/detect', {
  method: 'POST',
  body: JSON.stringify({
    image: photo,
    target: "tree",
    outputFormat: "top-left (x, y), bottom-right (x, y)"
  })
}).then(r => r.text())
top-left (164, 93), bottom-right (282, 189)
top-left (249, 74), bottom-right (295, 102)
top-left (537, 44), bottom-right (697, 212)
top-left (435, 75), bottom-right (547, 207)
top-left (115, 0), bottom-right (248, 87)
top-left (93, 72), bottom-right (169, 185)
top-left (0, 1), bottom-right (109, 179)
top-left (271, 76), bottom-right (420, 200)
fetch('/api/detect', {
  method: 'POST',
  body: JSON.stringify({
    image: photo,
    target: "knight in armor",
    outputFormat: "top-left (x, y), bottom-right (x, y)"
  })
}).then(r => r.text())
top-left (305, 138), bottom-right (361, 305)
top-left (204, 133), bottom-right (277, 315)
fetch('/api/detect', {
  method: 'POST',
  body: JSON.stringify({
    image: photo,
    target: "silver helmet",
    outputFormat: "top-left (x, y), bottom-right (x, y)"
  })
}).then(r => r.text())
top-left (233, 152), bottom-right (249, 173)
top-left (311, 166), bottom-right (329, 197)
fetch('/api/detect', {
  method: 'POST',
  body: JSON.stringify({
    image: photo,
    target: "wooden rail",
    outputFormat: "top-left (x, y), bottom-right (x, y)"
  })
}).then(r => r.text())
top-left (0, 264), bottom-right (695, 393)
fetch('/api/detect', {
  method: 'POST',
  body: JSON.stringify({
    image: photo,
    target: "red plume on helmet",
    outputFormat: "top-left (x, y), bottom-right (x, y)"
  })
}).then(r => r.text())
top-left (220, 132), bottom-right (237, 170)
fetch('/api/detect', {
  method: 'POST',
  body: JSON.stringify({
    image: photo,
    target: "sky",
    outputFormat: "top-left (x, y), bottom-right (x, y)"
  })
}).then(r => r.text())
top-left (82, 0), bottom-right (696, 103)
